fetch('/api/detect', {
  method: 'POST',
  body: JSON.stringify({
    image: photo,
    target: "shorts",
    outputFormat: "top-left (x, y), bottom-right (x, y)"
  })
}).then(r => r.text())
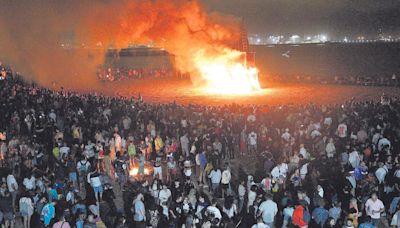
top-left (20, 210), bottom-right (33, 217)
top-left (93, 185), bottom-right (104, 193)
top-left (117, 173), bottom-right (127, 185)
top-left (154, 166), bottom-right (162, 177)
top-left (69, 172), bottom-right (77, 182)
top-left (222, 183), bottom-right (229, 190)
top-left (3, 212), bottom-right (13, 221)
top-left (79, 173), bottom-right (87, 182)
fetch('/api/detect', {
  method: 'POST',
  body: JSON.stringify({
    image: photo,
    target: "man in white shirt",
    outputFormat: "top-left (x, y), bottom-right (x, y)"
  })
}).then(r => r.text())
top-left (23, 174), bottom-right (36, 191)
top-left (271, 162), bottom-right (288, 180)
top-left (59, 142), bottom-right (70, 158)
top-left (206, 200), bottom-right (222, 224)
top-left (7, 173), bottom-right (18, 211)
top-left (365, 193), bottom-right (385, 226)
top-left (221, 167), bottom-right (231, 198)
top-left (281, 129), bottom-right (291, 142)
top-left (180, 133), bottom-right (190, 157)
top-left (248, 131), bottom-right (257, 154)
top-left (208, 167), bottom-right (222, 196)
top-left (258, 194), bottom-right (278, 227)
top-left (158, 184), bottom-right (171, 205)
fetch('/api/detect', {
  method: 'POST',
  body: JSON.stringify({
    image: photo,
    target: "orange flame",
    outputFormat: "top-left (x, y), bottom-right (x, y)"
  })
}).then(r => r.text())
top-left (194, 48), bottom-right (262, 95)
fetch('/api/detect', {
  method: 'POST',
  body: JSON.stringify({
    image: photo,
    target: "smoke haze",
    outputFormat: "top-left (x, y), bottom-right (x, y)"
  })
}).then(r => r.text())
top-left (0, 0), bottom-right (241, 91)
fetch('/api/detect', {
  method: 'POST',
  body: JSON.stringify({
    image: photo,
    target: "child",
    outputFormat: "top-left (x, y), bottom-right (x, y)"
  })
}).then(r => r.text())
top-left (138, 151), bottom-right (145, 176)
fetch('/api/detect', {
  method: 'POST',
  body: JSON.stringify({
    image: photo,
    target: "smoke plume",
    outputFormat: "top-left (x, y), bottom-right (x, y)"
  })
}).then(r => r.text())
top-left (0, 0), bottom-right (241, 91)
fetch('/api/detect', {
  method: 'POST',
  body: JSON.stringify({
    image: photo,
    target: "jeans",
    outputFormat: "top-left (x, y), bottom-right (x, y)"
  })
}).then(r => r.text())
top-left (212, 183), bottom-right (220, 196)
top-left (371, 218), bottom-right (380, 226)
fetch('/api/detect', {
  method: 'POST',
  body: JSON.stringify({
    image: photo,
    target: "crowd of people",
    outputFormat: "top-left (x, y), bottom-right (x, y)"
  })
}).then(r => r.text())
top-left (97, 67), bottom-right (183, 82)
top-left (267, 74), bottom-right (400, 87)
top-left (0, 64), bottom-right (399, 228)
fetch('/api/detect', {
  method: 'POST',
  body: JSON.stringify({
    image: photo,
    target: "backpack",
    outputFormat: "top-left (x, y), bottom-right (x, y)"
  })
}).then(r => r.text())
top-left (79, 161), bottom-right (88, 173)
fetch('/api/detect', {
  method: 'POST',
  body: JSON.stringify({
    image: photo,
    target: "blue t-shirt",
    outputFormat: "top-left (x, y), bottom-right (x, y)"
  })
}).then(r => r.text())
top-left (41, 203), bottom-right (55, 226)
top-left (359, 223), bottom-right (375, 228)
top-left (312, 207), bottom-right (329, 225)
top-left (76, 219), bottom-right (84, 228)
top-left (199, 153), bottom-right (207, 169)
top-left (134, 200), bottom-right (145, 222)
top-left (48, 189), bottom-right (58, 202)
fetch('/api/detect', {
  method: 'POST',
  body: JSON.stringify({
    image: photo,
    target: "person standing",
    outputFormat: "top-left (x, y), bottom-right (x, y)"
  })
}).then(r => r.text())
top-left (180, 133), bottom-right (190, 158)
top-left (208, 167), bottom-right (222, 197)
top-left (258, 194), bottom-right (278, 228)
top-left (221, 167), bottom-right (231, 198)
top-left (88, 169), bottom-right (103, 203)
top-left (198, 150), bottom-right (207, 185)
top-left (0, 191), bottom-right (15, 228)
top-left (114, 152), bottom-right (128, 189)
top-left (77, 157), bottom-right (90, 191)
top-left (133, 193), bottom-right (146, 228)
top-left (6, 170), bottom-right (18, 212)
top-left (365, 193), bottom-right (385, 226)
top-left (247, 131), bottom-right (257, 155)
top-left (41, 201), bottom-right (56, 227)
top-left (311, 201), bottom-right (329, 227)
top-left (127, 139), bottom-right (136, 166)
top-left (19, 195), bottom-right (34, 228)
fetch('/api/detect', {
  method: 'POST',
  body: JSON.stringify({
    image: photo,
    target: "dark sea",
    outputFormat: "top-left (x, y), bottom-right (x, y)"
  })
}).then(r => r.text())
top-left (250, 42), bottom-right (400, 79)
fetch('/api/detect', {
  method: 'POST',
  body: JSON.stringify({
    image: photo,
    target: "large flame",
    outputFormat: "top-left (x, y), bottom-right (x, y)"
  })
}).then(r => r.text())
top-left (194, 49), bottom-right (262, 95)
top-left (0, 0), bottom-right (264, 94)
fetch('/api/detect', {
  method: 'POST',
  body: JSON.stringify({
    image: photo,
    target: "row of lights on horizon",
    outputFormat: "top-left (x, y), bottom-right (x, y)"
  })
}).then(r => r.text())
top-left (249, 34), bottom-right (400, 45)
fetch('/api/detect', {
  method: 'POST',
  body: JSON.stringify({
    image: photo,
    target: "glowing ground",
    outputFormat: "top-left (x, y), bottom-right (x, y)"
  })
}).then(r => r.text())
top-left (102, 79), bottom-right (400, 106)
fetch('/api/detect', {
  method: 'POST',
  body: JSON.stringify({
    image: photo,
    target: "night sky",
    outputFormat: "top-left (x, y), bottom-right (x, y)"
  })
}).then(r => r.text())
top-left (201, 0), bottom-right (400, 37)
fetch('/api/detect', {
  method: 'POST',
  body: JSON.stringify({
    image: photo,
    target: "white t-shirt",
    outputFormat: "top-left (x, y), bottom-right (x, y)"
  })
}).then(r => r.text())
top-left (89, 173), bottom-right (102, 187)
top-left (158, 189), bottom-right (171, 204)
top-left (206, 206), bottom-right (222, 220)
top-left (223, 204), bottom-right (237, 218)
top-left (238, 184), bottom-right (246, 198)
top-left (365, 198), bottom-right (384, 219)
top-left (23, 176), bottom-right (36, 190)
top-left (248, 132), bottom-right (257, 145)
top-left (221, 170), bottom-right (231, 184)
top-left (258, 200), bottom-right (278, 223)
top-left (209, 170), bottom-right (222, 184)
top-left (271, 163), bottom-right (288, 179)
top-left (248, 190), bottom-right (257, 207)
top-left (375, 166), bottom-right (388, 184)
top-left (60, 146), bottom-right (70, 157)
top-left (7, 174), bottom-right (18, 192)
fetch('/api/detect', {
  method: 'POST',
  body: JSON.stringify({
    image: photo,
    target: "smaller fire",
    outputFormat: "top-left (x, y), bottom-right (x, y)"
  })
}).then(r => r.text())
top-left (129, 162), bottom-right (154, 176)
